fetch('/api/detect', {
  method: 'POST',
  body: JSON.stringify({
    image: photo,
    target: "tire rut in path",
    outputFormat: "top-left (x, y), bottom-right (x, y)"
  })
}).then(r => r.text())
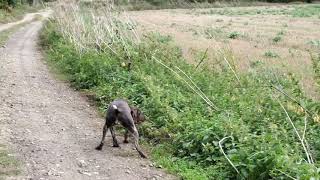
top-left (0, 20), bottom-right (175, 180)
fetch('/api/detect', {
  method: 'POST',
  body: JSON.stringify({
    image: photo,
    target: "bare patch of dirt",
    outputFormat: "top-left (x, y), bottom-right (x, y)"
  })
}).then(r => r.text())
top-left (0, 15), bottom-right (175, 180)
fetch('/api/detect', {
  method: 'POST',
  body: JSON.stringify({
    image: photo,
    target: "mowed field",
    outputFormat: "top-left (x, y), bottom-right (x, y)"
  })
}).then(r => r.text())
top-left (129, 4), bottom-right (320, 99)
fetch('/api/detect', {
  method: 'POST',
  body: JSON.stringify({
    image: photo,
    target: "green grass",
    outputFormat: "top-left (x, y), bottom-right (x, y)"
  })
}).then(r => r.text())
top-left (264, 50), bottom-right (280, 58)
top-left (272, 35), bottom-right (282, 43)
top-left (308, 40), bottom-right (320, 48)
top-left (0, 145), bottom-right (20, 179)
top-left (0, 5), bottom-right (37, 24)
top-left (41, 21), bottom-right (320, 180)
top-left (199, 4), bottom-right (320, 18)
top-left (291, 4), bottom-right (320, 18)
top-left (228, 31), bottom-right (241, 39)
top-left (114, 0), bottom-right (263, 11)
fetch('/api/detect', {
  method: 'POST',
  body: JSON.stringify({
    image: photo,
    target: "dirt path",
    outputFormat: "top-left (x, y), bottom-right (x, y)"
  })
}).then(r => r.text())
top-left (0, 9), bottom-right (51, 32)
top-left (0, 16), bottom-right (175, 180)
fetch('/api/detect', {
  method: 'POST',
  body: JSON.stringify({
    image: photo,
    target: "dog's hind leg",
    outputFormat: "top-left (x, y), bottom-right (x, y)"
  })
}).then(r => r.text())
top-left (95, 122), bottom-right (109, 150)
top-left (123, 129), bottom-right (129, 143)
top-left (110, 126), bottom-right (120, 147)
top-left (128, 126), bottom-right (147, 158)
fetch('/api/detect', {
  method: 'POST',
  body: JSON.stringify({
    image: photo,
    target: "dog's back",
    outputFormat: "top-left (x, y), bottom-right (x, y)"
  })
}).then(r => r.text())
top-left (108, 99), bottom-right (134, 127)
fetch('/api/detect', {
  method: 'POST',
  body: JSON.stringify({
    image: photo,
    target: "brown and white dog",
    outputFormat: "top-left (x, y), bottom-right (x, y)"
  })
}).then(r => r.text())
top-left (95, 99), bottom-right (147, 158)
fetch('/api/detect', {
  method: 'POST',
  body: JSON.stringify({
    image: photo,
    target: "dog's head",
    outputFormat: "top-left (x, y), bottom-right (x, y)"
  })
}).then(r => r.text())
top-left (130, 106), bottom-right (146, 124)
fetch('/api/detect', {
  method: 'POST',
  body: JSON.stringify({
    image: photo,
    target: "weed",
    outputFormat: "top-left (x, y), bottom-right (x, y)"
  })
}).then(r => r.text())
top-left (308, 40), bottom-right (320, 48)
top-left (204, 27), bottom-right (223, 40)
top-left (277, 30), bottom-right (285, 36)
top-left (272, 36), bottom-right (282, 43)
top-left (228, 31), bottom-right (240, 39)
top-left (264, 50), bottom-right (280, 58)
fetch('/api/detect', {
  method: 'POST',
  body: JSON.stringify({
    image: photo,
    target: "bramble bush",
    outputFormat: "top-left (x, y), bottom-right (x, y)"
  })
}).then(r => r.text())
top-left (41, 21), bottom-right (320, 179)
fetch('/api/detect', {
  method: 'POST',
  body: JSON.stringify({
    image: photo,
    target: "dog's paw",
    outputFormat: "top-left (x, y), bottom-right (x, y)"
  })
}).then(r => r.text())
top-left (123, 140), bottom-right (129, 144)
top-left (112, 144), bottom-right (120, 148)
top-left (139, 152), bottom-right (148, 158)
top-left (95, 144), bottom-right (103, 150)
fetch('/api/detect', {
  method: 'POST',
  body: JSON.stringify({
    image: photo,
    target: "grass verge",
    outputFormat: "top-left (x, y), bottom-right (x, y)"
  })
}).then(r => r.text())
top-left (0, 14), bottom-right (41, 46)
top-left (0, 22), bottom-right (29, 46)
top-left (0, 5), bottom-right (38, 24)
top-left (40, 18), bottom-right (320, 179)
top-left (0, 145), bottom-right (20, 180)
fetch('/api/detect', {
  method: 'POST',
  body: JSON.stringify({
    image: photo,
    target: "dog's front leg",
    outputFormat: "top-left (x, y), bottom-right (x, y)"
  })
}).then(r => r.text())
top-left (128, 126), bottom-right (147, 158)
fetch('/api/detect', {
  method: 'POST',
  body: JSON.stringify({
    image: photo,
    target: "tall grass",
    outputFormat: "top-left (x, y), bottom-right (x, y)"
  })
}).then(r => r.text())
top-left (41, 2), bottom-right (320, 179)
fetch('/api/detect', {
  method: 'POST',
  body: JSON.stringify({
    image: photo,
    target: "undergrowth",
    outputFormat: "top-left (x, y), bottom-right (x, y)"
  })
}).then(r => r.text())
top-left (41, 20), bottom-right (320, 179)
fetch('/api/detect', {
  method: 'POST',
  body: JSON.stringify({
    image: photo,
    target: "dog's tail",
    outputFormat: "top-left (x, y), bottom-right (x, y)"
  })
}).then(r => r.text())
top-left (112, 105), bottom-right (120, 114)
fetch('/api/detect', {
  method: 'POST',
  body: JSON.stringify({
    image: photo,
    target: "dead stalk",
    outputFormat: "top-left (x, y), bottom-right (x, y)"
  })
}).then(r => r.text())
top-left (274, 169), bottom-right (297, 180)
top-left (218, 136), bottom-right (240, 174)
top-left (278, 100), bottom-right (312, 164)
top-left (152, 56), bottom-right (218, 111)
top-left (174, 66), bottom-right (218, 110)
top-left (223, 57), bottom-right (241, 85)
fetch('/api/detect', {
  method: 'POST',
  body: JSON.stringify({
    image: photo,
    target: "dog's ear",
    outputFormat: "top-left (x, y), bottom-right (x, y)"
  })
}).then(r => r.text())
top-left (136, 108), bottom-right (146, 123)
top-left (130, 106), bottom-right (146, 124)
top-left (130, 107), bottom-right (138, 123)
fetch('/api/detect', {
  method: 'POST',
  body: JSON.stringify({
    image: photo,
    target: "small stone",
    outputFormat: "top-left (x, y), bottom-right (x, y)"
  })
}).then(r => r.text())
top-left (125, 170), bottom-right (131, 174)
top-left (78, 170), bottom-right (92, 176)
top-left (77, 159), bottom-right (87, 168)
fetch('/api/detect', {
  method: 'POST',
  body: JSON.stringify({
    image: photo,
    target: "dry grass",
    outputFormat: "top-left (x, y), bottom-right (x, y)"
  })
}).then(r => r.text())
top-left (128, 4), bottom-right (320, 99)
top-left (53, 1), bottom-right (139, 55)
